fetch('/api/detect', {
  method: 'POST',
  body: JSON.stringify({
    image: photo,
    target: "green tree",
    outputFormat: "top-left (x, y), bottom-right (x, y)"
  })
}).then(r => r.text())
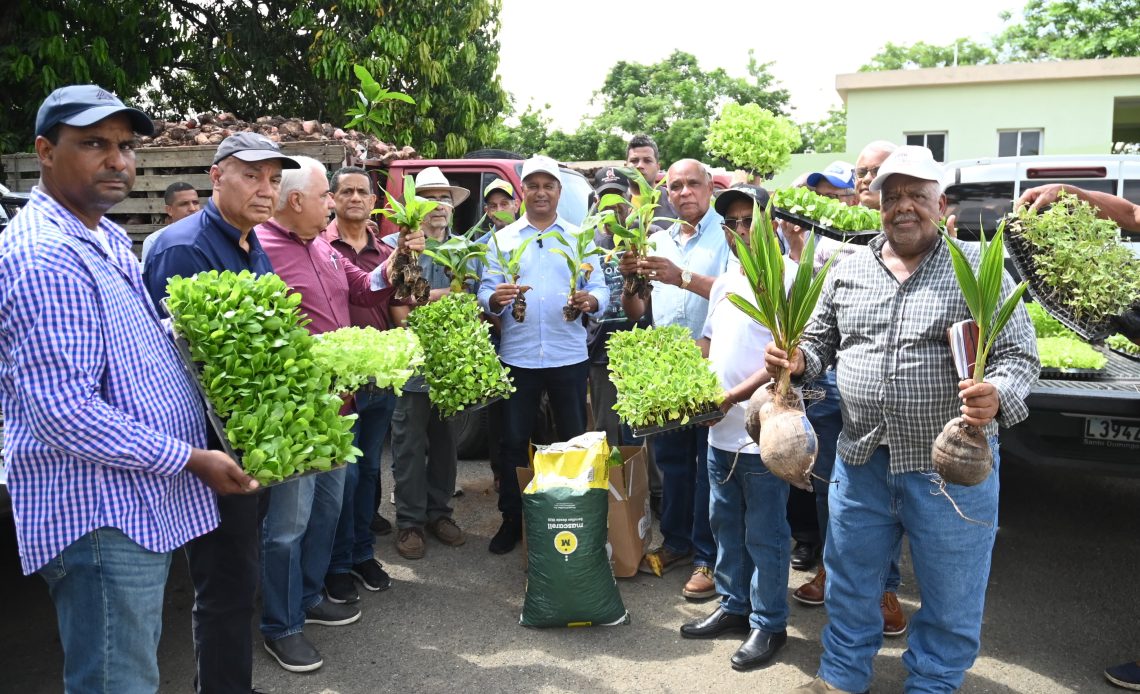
top-left (704, 102), bottom-right (801, 179)
top-left (797, 107), bottom-right (848, 154)
top-left (860, 38), bottom-right (998, 71)
top-left (488, 102), bottom-right (552, 156)
top-left (997, 0), bottom-right (1140, 60)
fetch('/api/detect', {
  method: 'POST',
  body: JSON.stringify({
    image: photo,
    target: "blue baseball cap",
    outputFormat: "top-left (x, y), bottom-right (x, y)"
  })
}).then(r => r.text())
top-left (805, 161), bottom-right (855, 190)
top-left (35, 84), bottom-right (154, 137)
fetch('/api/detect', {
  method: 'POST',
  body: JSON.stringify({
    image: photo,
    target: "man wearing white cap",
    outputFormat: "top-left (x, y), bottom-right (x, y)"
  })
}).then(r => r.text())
top-left (478, 155), bottom-right (609, 554)
top-left (769, 145), bottom-right (1039, 693)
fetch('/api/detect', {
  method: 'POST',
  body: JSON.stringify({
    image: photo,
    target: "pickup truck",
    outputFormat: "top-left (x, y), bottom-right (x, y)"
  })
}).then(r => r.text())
top-left (943, 155), bottom-right (1140, 477)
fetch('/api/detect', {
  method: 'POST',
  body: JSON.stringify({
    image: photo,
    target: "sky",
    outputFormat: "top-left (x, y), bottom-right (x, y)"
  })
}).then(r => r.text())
top-left (496, 0), bottom-right (1028, 130)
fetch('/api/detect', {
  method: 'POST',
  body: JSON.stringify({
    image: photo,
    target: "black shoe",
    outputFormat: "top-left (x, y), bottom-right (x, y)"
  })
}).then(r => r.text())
top-left (304, 598), bottom-right (361, 626)
top-left (730, 629), bottom-right (788, 671)
top-left (791, 541), bottom-right (818, 571)
top-left (324, 572), bottom-right (359, 604)
top-left (489, 516), bottom-right (522, 554)
top-left (370, 513), bottom-right (393, 535)
top-left (264, 633), bottom-right (323, 673)
top-left (649, 494), bottom-right (662, 519)
top-left (350, 559), bottom-right (392, 592)
top-left (679, 606), bottom-right (751, 639)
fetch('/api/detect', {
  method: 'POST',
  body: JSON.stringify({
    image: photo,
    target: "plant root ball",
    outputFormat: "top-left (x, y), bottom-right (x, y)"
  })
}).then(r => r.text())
top-left (562, 302), bottom-right (582, 322)
top-left (623, 274), bottom-right (652, 302)
top-left (745, 383), bottom-right (804, 444)
top-left (512, 286), bottom-right (531, 323)
top-left (759, 407), bottom-right (817, 491)
top-left (932, 417), bottom-right (993, 486)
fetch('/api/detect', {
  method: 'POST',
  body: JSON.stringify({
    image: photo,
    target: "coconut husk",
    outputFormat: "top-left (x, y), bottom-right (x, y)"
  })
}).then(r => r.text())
top-left (931, 417), bottom-right (993, 486)
top-left (759, 406), bottom-right (817, 491)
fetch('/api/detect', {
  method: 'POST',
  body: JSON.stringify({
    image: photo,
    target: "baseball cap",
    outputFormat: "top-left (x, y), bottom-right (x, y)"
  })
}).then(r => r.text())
top-left (520, 155), bottom-right (561, 184)
top-left (212, 132), bottom-right (300, 168)
top-left (869, 145), bottom-right (943, 192)
top-left (483, 178), bottom-right (515, 201)
top-left (805, 161), bottom-right (855, 190)
top-left (714, 183), bottom-right (770, 217)
top-left (35, 84), bottom-right (154, 137)
top-left (593, 167), bottom-right (630, 195)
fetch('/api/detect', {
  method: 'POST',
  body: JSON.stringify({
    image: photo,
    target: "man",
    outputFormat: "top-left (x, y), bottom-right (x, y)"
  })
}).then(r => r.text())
top-left (626, 134), bottom-right (677, 221)
top-left (479, 155), bottom-right (609, 554)
top-left (385, 167), bottom-right (471, 560)
top-left (140, 181), bottom-right (203, 266)
top-left (1, 84), bottom-right (254, 694)
top-left (320, 166), bottom-right (399, 603)
top-left (145, 131), bottom-right (300, 694)
top-left (807, 161), bottom-right (857, 204)
top-left (483, 178), bottom-right (518, 231)
top-left (772, 146), bottom-right (1039, 693)
top-left (855, 140), bottom-right (899, 209)
top-left (619, 158), bottom-right (730, 599)
top-left (681, 184), bottom-right (794, 672)
top-left (255, 156), bottom-right (403, 673)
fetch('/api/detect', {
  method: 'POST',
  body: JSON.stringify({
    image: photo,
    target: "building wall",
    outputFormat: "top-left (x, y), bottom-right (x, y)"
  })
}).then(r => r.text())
top-left (845, 76), bottom-right (1140, 161)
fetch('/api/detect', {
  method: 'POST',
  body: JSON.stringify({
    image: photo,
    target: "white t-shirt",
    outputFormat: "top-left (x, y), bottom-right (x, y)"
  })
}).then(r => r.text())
top-left (701, 258), bottom-right (797, 454)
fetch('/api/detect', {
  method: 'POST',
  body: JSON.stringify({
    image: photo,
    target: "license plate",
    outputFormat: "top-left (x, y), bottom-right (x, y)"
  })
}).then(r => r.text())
top-left (1084, 417), bottom-right (1140, 444)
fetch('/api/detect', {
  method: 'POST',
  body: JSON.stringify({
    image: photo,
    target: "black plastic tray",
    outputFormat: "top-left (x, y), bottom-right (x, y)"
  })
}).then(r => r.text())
top-left (770, 207), bottom-right (880, 245)
top-left (1038, 367), bottom-right (1110, 380)
top-left (1110, 346), bottom-right (1140, 362)
top-left (629, 408), bottom-right (725, 438)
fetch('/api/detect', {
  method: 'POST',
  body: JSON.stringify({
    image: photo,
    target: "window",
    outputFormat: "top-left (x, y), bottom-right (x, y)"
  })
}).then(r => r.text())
top-left (906, 132), bottom-right (946, 162)
top-left (998, 129), bottom-right (1043, 157)
top-left (944, 182), bottom-right (1015, 241)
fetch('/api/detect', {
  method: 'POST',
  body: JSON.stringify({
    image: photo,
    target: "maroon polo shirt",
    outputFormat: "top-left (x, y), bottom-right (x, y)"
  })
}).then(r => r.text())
top-left (320, 219), bottom-right (394, 331)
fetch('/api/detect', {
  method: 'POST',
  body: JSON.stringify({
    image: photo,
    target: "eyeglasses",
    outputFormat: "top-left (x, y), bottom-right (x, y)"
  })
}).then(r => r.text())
top-left (721, 217), bottom-right (753, 231)
top-left (421, 194), bottom-right (453, 204)
top-left (855, 166), bottom-right (880, 179)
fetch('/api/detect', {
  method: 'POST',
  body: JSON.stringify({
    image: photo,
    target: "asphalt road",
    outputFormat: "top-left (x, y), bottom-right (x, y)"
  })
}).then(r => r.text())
top-left (2, 452), bottom-right (1138, 694)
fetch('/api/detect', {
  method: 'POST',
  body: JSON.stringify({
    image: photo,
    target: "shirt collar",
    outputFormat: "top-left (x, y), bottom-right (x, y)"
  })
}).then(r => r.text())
top-left (325, 218), bottom-right (380, 249)
top-left (258, 217), bottom-right (315, 245)
top-left (30, 186), bottom-right (129, 255)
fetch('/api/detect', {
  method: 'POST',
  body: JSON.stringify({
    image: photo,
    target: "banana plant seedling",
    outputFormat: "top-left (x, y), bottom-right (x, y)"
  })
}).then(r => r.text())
top-left (422, 236), bottom-right (489, 293)
top-left (343, 64), bottom-right (415, 139)
top-left (541, 229), bottom-right (601, 321)
top-left (489, 228), bottom-right (540, 322)
top-left (377, 174), bottom-right (439, 303)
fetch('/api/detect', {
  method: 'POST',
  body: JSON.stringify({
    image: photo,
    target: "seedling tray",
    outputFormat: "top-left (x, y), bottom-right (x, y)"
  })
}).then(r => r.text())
top-left (1038, 367), bottom-right (1110, 381)
top-left (770, 207), bottom-right (880, 246)
top-left (629, 407), bottom-right (725, 438)
top-left (1110, 346), bottom-right (1140, 362)
top-left (1005, 217), bottom-right (1119, 342)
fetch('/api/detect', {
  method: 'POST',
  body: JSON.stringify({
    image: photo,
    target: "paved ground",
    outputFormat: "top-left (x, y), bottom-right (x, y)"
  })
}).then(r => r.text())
top-left (2, 452), bottom-right (1138, 693)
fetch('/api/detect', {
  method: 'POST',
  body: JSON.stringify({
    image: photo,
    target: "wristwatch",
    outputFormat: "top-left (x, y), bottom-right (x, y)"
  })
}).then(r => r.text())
top-left (680, 268), bottom-right (693, 290)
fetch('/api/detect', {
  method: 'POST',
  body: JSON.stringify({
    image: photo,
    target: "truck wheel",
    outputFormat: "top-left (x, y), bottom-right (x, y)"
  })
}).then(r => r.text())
top-left (453, 407), bottom-right (489, 459)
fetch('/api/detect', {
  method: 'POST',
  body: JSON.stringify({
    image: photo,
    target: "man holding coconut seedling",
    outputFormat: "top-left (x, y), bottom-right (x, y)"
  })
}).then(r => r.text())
top-left (770, 145), bottom-right (1039, 694)
top-left (619, 158), bottom-right (730, 599)
top-left (479, 155), bottom-right (609, 554)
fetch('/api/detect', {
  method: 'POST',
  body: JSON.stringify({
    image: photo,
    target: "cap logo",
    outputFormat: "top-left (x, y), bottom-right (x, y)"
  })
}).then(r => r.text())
top-left (95, 89), bottom-right (116, 101)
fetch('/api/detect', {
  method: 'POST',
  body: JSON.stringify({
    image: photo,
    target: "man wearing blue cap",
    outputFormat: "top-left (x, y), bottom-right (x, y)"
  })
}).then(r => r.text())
top-left (806, 161), bottom-right (857, 204)
top-left (0, 85), bottom-right (255, 693)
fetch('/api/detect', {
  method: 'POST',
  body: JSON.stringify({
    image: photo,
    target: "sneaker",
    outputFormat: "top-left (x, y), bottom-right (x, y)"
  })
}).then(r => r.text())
top-left (681, 565), bottom-right (717, 599)
top-left (638, 546), bottom-right (693, 576)
top-left (324, 572), bottom-right (359, 604)
top-left (264, 633), bottom-right (323, 673)
top-left (427, 516), bottom-right (466, 546)
top-left (881, 591), bottom-right (908, 637)
top-left (350, 559), bottom-right (392, 592)
top-left (370, 513), bottom-right (393, 535)
top-left (1105, 660), bottom-right (1140, 691)
top-left (396, 527), bottom-right (426, 559)
top-left (793, 566), bottom-right (826, 606)
top-left (488, 516), bottom-right (522, 554)
top-left (304, 598), bottom-right (361, 627)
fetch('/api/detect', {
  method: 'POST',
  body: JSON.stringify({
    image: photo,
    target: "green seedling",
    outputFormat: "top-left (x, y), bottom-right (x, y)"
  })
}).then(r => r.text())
top-left (771, 186), bottom-right (880, 232)
top-left (422, 235), bottom-right (489, 293)
top-left (344, 64), bottom-right (415, 138)
top-left (541, 228), bottom-right (601, 321)
top-left (597, 168), bottom-right (676, 301)
top-left (377, 174), bottom-right (440, 303)
top-left (311, 326), bottom-right (424, 395)
top-left (489, 228), bottom-right (540, 322)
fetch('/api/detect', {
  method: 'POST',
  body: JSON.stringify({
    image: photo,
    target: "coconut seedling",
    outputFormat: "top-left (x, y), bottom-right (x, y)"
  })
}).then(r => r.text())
top-left (541, 228), bottom-right (601, 321)
top-left (933, 222), bottom-right (1028, 486)
top-left (377, 174), bottom-right (439, 304)
top-left (421, 235), bottom-right (488, 294)
top-left (601, 168), bottom-right (676, 301)
top-left (489, 228), bottom-right (540, 323)
top-left (725, 201), bottom-right (840, 490)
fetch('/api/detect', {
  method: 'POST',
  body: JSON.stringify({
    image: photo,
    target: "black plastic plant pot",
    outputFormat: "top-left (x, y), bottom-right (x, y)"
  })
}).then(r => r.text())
top-left (629, 407), bottom-right (725, 439)
top-left (770, 207), bottom-right (880, 246)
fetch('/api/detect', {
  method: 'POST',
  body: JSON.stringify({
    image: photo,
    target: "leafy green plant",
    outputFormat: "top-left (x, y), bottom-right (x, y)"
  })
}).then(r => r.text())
top-left (1107, 334), bottom-right (1140, 355)
top-left (311, 326), bottom-right (424, 394)
top-left (771, 186), bottom-right (881, 232)
top-left (422, 236), bottom-right (489, 293)
top-left (405, 292), bottom-right (514, 417)
top-left (594, 168), bottom-right (671, 301)
top-left (166, 270), bottom-right (361, 484)
top-left (540, 229), bottom-right (601, 320)
top-left (1037, 336), bottom-right (1108, 370)
top-left (377, 174), bottom-right (439, 303)
top-left (343, 64), bottom-right (415, 138)
top-left (1013, 190), bottom-right (1140, 324)
top-left (488, 229), bottom-right (541, 322)
top-left (1026, 301), bottom-right (1076, 338)
top-left (703, 101), bottom-right (801, 178)
top-left (606, 325), bottom-right (723, 428)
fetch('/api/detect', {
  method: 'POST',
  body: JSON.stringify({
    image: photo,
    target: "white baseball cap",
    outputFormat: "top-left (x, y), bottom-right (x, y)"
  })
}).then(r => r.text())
top-left (520, 155), bottom-right (561, 184)
top-left (869, 145), bottom-right (943, 192)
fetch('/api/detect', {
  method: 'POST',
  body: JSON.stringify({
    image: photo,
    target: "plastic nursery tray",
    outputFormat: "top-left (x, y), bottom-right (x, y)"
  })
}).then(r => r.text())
top-left (629, 408), bottom-right (725, 439)
top-left (1004, 217), bottom-right (1119, 342)
top-left (1038, 367), bottom-right (1110, 381)
top-left (1109, 345), bottom-right (1140, 363)
top-left (770, 207), bottom-right (880, 246)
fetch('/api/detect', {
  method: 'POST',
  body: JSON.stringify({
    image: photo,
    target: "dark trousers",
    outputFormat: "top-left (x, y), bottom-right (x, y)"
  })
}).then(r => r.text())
top-left (497, 360), bottom-right (589, 519)
top-left (185, 490), bottom-right (269, 694)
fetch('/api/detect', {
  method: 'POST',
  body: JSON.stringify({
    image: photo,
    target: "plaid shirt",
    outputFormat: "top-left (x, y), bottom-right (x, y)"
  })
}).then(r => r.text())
top-left (0, 188), bottom-right (214, 574)
top-left (799, 234), bottom-right (1039, 474)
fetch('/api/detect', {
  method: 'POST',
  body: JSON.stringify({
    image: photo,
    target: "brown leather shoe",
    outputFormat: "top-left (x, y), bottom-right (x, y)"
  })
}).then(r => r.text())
top-left (395, 527), bottom-right (425, 560)
top-left (789, 677), bottom-right (858, 693)
top-left (682, 565), bottom-right (717, 599)
top-left (427, 517), bottom-right (466, 546)
top-left (793, 566), bottom-right (826, 606)
top-left (882, 591), bottom-right (908, 637)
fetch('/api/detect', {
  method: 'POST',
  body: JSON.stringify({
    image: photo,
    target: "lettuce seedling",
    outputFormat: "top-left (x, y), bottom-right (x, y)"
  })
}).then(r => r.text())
top-left (771, 186), bottom-right (880, 232)
top-left (311, 326), bottom-right (424, 394)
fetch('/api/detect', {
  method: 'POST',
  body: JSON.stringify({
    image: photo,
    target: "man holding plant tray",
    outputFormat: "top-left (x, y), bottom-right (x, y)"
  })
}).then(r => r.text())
top-left (768, 145), bottom-right (1039, 694)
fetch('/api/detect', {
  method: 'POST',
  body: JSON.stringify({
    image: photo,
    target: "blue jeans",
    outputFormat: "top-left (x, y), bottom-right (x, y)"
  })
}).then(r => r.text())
top-left (330, 390), bottom-right (396, 572)
top-left (37, 527), bottom-right (173, 694)
top-left (819, 443), bottom-right (1000, 693)
top-left (653, 426), bottom-right (716, 567)
top-left (260, 465), bottom-right (347, 641)
top-left (707, 446), bottom-right (791, 632)
top-left (808, 370), bottom-right (902, 592)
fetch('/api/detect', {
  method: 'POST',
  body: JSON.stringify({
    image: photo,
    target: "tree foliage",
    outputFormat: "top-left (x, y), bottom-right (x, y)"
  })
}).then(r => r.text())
top-left (704, 102), bottom-right (800, 178)
top-left (997, 0), bottom-right (1140, 60)
top-left (797, 107), bottom-right (847, 154)
top-left (860, 38), bottom-right (998, 71)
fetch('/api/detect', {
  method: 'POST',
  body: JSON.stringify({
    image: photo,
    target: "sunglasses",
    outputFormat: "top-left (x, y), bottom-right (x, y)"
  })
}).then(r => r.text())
top-left (721, 217), bottom-right (753, 231)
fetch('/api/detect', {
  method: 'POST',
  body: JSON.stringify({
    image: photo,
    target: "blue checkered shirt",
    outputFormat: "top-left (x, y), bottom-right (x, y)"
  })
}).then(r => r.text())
top-left (0, 188), bottom-right (215, 575)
